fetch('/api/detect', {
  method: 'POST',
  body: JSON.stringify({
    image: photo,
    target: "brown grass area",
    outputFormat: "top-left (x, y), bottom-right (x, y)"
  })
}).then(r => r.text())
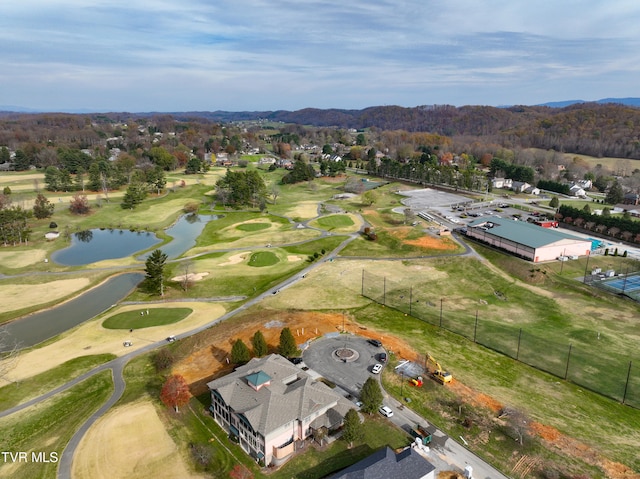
top-left (388, 225), bottom-right (458, 251)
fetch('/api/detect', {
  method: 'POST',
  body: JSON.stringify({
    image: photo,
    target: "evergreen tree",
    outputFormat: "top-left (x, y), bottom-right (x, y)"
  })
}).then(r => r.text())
top-left (33, 193), bottom-right (55, 219)
top-left (44, 166), bottom-right (62, 191)
top-left (251, 330), bottom-right (268, 357)
top-left (360, 377), bottom-right (383, 414)
top-left (549, 196), bottom-right (559, 208)
top-left (341, 409), bottom-right (363, 447)
top-left (121, 181), bottom-right (148, 209)
top-left (144, 249), bottom-right (167, 295)
top-left (278, 327), bottom-right (299, 358)
top-left (231, 339), bottom-right (251, 364)
top-left (605, 181), bottom-right (624, 205)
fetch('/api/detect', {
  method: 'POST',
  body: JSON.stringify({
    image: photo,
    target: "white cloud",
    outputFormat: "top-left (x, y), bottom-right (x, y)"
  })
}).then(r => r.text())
top-left (0, 0), bottom-right (639, 110)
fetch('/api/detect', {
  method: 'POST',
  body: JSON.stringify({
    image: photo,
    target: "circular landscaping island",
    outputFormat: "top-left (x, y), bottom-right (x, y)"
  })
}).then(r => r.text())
top-left (236, 222), bottom-right (271, 232)
top-left (316, 214), bottom-right (354, 229)
top-left (102, 308), bottom-right (192, 329)
top-left (248, 251), bottom-right (279, 267)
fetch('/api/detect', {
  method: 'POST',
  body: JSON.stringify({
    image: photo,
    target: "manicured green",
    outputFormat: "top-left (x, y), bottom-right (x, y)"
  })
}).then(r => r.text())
top-left (248, 251), bottom-right (279, 267)
top-left (316, 214), bottom-right (354, 229)
top-left (0, 370), bottom-right (113, 479)
top-left (0, 354), bottom-right (115, 410)
top-left (236, 222), bottom-right (271, 231)
top-left (102, 308), bottom-right (192, 329)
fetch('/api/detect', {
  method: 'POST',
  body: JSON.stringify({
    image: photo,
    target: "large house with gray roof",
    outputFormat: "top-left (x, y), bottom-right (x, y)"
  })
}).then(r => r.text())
top-left (466, 217), bottom-right (592, 262)
top-left (207, 354), bottom-right (352, 466)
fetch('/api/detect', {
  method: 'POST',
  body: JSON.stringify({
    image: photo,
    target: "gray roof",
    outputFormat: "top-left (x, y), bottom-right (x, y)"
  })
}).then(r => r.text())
top-left (467, 217), bottom-right (587, 248)
top-left (207, 354), bottom-right (349, 436)
top-left (330, 446), bottom-right (435, 479)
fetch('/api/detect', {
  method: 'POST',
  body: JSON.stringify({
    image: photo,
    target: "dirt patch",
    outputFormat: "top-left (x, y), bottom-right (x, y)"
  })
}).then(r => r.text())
top-left (72, 400), bottom-right (204, 479)
top-left (388, 226), bottom-right (458, 251)
top-left (171, 272), bottom-right (210, 282)
top-left (172, 310), bottom-right (415, 395)
top-left (287, 255), bottom-right (302, 262)
top-left (0, 277), bottom-right (91, 314)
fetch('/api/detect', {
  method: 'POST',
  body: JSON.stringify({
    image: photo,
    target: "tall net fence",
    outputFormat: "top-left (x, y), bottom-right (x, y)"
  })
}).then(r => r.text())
top-left (361, 270), bottom-right (639, 408)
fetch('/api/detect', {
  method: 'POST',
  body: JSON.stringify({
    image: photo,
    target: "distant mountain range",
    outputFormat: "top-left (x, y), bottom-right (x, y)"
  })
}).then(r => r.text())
top-left (537, 97), bottom-right (640, 108)
top-left (2, 97), bottom-right (639, 116)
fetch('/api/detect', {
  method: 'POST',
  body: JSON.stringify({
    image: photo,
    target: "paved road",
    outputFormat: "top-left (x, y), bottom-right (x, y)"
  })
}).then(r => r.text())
top-left (303, 336), bottom-right (510, 479)
top-left (0, 211), bottom-right (488, 479)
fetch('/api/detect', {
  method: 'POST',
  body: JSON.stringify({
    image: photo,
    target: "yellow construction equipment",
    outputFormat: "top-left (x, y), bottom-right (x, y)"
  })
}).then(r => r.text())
top-left (426, 353), bottom-right (452, 384)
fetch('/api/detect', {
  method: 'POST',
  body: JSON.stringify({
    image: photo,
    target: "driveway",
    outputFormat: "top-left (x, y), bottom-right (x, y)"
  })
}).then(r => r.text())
top-left (302, 334), bottom-right (386, 399)
top-left (303, 334), bottom-right (510, 479)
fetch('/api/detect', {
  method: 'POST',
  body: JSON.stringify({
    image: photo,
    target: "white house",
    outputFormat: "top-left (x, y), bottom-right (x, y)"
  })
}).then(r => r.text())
top-left (491, 178), bottom-right (513, 189)
top-left (511, 181), bottom-right (532, 193)
top-left (569, 184), bottom-right (586, 197)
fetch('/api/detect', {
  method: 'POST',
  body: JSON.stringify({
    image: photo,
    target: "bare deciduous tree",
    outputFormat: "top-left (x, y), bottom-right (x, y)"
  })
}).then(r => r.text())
top-left (0, 328), bottom-right (20, 381)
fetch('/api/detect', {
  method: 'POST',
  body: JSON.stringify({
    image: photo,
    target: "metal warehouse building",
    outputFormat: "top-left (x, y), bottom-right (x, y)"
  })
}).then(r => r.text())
top-left (466, 217), bottom-right (592, 263)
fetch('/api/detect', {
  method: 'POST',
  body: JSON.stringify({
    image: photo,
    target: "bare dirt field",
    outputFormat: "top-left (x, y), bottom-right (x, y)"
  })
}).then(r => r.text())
top-left (171, 309), bottom-right (415, 395)
top-left (72, 400), bottom-right (205, 479)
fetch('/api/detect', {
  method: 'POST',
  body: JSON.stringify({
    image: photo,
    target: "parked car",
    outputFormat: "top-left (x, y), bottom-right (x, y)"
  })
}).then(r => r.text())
top-left (367, 339), bottom-right (382, 347)
top-left (166, 335), bottom-right (176, 343)
top-left (378, 352), bottom-right (387, 363)
top-left (288, 357), bottom-right (303, 364)
top-left (371, 363), bottom-right (383, 374)
top-left (379, 405), bottom-right (394, 417)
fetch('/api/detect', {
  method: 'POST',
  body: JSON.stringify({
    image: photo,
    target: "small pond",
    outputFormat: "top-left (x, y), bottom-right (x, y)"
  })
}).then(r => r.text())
top-left (139, 214), bottom-right (221, 260)
top-left (51, 214), bottom-right (222, 266)
top-left (52, 229), bottom-right (162, 266)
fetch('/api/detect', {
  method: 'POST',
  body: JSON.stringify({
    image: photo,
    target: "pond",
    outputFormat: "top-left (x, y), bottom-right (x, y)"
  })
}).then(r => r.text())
top-left (0, 273), bottom-right (143, 352)
top-left (52, 229), bottom-right (161, 266)
top-left (139, 214), bottom-right (221, 260)
top-left (52, 214), bottom-right (221, 265)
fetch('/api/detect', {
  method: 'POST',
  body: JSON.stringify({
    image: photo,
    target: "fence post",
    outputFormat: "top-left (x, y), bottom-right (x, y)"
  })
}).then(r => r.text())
top-left (409, 287), bottom-right (413, 316)
top-left (622, 361), bottom-right (632, 405)
top-left (564, 344), bottom-right (572, 380)
top-left (383, 277), bottom-right (386, 305)
top-left (473, 310), bottom-right (478, 343)
top-left (516, 328), bottom-right (522, 361)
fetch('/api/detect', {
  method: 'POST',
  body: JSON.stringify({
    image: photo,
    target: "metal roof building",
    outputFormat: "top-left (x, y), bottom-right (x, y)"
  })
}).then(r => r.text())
top-left (466, 216), bottom-right (592, 263)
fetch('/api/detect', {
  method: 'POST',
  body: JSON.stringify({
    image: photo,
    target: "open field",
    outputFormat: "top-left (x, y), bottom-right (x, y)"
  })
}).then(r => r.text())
top-left (0, 371), bottom-right (113, 479)
top-left (2, 171), bottom-right (640, 478)
top-left (72, 400), bottom-right (204, 479)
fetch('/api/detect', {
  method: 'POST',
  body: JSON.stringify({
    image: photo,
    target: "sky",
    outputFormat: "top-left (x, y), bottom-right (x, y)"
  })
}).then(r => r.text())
top-left (1, 0), bottom-right (639, 112)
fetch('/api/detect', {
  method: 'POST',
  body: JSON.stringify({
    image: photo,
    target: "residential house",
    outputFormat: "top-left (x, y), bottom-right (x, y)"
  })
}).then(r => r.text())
top-left (258, 156), bottom-right (277, 165)
top-left (569, 184), bottom-right (586, 198)
top-left (511, 181), bottom-right (532, 193)
top-left (623, 192), bottom-right (640, 206)
top-left (330, 446), bottom-right (436, 479)
top-left (491, 178), bottom-right (513, 189)
top-left (524, 185), bottom-right (540, 195)
top-left (207, 354), bottom-right (352, 466)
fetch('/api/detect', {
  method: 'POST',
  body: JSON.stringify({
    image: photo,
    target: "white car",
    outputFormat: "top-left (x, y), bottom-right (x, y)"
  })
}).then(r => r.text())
top-left (371, 363), bottom-right (383, 374)
top-left (379, 406), bottom-right (393, 417)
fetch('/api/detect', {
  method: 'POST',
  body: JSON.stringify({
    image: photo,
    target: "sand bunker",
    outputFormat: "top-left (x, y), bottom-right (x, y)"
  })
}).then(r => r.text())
top-left (171, 272), bottom-right (210, 282)
top-left (219, 252), bottom-right (250, 266)
top-left (287, 255), bottom-right (302, 262)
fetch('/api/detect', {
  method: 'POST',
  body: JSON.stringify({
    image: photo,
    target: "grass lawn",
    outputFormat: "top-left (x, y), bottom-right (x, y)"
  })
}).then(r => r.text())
top-left (0, 354), bottom-right (115, 410)
top-left (102, 308), bottom-right (192, 329)
top-left (0, 370), bottom-right (113, 479)
top-left (248, 251), bottom-right (280, 267)
top-left (315, 214), bottom-right (355, 229)
top-left (236, 222), bottom-right (271, 231)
